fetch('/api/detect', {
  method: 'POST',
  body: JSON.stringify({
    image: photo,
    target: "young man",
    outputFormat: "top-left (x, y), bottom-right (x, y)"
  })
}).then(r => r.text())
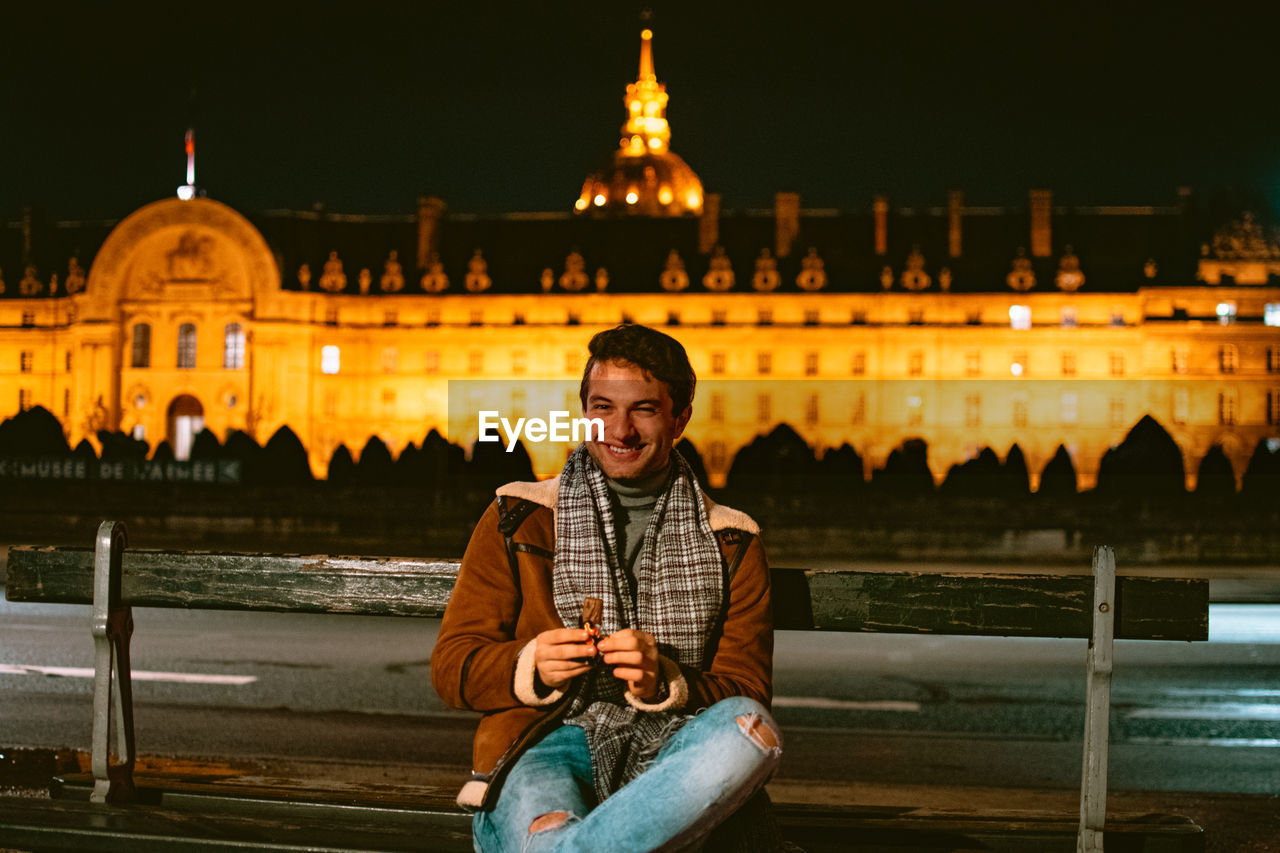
top-left (432, 323), bottom-right (782, 852)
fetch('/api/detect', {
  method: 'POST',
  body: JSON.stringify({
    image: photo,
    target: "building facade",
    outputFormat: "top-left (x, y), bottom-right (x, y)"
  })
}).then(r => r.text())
top-left (2, 30), bottom-right (1278, 487)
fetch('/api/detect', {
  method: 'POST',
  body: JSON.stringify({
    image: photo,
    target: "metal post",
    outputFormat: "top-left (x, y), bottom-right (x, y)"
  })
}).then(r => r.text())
top-left (90, 520), bottom-right (135, 804)
top-left (1078, 545), bottom-right (1115, 852)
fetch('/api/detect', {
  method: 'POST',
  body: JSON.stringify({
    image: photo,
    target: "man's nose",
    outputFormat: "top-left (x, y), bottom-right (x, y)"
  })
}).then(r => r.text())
top-left (606, 413), bottom-right (638, 443)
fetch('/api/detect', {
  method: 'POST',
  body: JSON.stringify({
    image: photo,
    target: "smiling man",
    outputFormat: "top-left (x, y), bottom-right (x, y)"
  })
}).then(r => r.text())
top-left (432, 324), bottom-right (784, 852)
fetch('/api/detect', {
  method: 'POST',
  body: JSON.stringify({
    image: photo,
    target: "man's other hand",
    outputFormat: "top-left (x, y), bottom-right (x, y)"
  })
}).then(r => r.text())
top-left (597, 629), bottom-right (659, 700)
top-left (533, 628), bottom-right (597, 689)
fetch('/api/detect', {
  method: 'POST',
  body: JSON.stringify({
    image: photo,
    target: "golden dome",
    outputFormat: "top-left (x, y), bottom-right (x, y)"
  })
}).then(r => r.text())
top-left (575, 28), bottom-right (703, 217)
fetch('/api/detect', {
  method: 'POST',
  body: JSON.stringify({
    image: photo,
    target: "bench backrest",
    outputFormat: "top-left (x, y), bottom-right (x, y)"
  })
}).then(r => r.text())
top-left (5, 545), bottom-right (1208, 641)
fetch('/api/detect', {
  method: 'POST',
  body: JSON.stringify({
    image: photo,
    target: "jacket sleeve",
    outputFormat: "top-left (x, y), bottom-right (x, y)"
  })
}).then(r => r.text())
top-left (430, 500), bottom-right (528, 712)
top-left (678, 534), bottom-right (773, 710)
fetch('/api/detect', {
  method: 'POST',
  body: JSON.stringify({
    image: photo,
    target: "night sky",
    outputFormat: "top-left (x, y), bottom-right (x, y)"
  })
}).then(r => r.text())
top-left (4, 1), bottom-right (1277, 220)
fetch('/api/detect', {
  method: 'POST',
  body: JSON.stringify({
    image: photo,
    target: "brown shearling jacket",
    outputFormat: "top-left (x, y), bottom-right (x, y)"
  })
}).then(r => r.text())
top-left (430, 475), bottom-right (773, 810)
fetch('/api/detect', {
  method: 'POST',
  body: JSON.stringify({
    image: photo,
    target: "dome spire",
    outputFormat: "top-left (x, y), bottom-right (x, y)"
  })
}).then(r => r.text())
top-left (638, 27), bottom-right (656, 83)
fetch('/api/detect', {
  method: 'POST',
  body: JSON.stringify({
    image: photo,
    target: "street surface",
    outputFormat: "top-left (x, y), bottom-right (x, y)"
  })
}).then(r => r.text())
top-left (1, 596), bottom-right (1278, 795)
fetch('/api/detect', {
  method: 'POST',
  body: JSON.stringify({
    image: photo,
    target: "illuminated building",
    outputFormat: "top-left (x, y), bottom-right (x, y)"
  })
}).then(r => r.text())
top-left (1, 29), bottom-right (1278, 489)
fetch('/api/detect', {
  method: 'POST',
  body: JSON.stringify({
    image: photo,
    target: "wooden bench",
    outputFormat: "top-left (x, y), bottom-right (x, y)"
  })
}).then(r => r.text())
top-left (1, 520), bottom-right (1209, 852)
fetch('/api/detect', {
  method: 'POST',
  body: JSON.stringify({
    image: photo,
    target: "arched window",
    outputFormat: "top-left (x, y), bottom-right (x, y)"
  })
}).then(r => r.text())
top-left (177, 323), bottom-right (197, 369)
top-left (131, 323), bottom-right (151, 368)
top-left (223, 322), bottom-right (245, 369)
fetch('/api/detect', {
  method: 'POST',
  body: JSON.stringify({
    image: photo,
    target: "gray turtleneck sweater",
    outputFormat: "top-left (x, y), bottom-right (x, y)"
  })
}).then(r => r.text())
top-left (605, 467), bottom-right (669, 582)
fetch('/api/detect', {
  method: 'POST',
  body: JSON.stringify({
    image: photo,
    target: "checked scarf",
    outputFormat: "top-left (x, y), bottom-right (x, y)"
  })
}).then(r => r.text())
top-left (553, 444), bottom-right (726, 802)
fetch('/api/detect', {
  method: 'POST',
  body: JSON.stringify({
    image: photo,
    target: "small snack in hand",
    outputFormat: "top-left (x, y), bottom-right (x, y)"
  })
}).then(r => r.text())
top-left (580, 597), bottom-right (604, 657)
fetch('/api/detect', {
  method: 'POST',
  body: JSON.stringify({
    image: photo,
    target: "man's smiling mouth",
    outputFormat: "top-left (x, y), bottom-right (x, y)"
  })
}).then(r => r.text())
top-left (606, 445), bottom-right (643, 456)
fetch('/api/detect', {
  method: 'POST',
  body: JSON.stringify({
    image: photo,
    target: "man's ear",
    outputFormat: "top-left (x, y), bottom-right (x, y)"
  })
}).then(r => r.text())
top-left (674, 405), bottom-right (692, 439)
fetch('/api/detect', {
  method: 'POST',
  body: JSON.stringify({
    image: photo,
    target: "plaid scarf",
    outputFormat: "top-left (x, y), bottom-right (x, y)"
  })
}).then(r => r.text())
top-left (553, 444), bottom-right (725, 802)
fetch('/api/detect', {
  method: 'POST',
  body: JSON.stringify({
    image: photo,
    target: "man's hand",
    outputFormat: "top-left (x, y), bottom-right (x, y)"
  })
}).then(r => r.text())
top-left (597, 629), bottom-right (660, 700)
top-left (533, 628), bottom-right (597, 689)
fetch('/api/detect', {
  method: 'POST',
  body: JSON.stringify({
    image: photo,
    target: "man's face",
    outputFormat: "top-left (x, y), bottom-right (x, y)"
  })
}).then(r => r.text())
top-left (582, 359), bottom-right (691, 481)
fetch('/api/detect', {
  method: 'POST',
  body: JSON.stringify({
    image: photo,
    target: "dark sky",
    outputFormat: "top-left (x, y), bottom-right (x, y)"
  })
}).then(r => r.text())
top-left (3, 1), bottom-right (1277, 219)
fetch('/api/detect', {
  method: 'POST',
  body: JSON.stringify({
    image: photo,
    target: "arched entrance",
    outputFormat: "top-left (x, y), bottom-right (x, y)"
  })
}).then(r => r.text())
top-left (167, 395), bottom-right (205, 461)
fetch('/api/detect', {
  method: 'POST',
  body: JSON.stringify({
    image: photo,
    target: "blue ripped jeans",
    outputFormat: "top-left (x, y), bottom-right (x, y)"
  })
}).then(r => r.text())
top-left (472, 696), bottom-right (782, 853)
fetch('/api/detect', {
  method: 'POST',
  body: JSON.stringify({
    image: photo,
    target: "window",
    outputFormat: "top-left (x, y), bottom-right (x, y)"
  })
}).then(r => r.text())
top-left (325, 306), bottom-right (339, 326)
top-left (711, 310), bottom-right (727, 326)
top-left (965, 351), bottom-right (981, 376)
top-left (757, 309), bottom-right (773, 326)
top-left (1217, 302), bottom-right (1237, 325)
top-left (1061, 392), bottom-right (1078, 425)
top-left (176, 323), bottom-right (197, 369)
top-left (1110, 396), bottom-right (1126, 427)
top-left (965, 393), bottom-right (981, 427)
top-left (711, 352), bottom-right (727, 375)
top-left (1266, 303), bottom-right (1280, 327)
top-left (852, 351), bottom-right (866, 376)
top-left (1172, 388), bottom-right (1189, 425)
top-left (804, 394), bottom-right (819, 426)
top-left (511, 390), bottom-right (526, 420)
top-left (1061, 351), bottom-right (1076, 376)
top-left (666, 311), bottom-right (680, 326)
top-left (19, 351), bottom-right (33, 373)
top-left (323, 390), bottom-right (338, 417)
top-left (756, 393), bottom-right (772, 424)
top-left (1269, 346), bottom-right (1280, 373)
top-left (131, 323), bottom-right (151, 368)
top-left (804, 351), bottom-right (819, 377)
top-left (908, 309), bottom-right (924, 325)
top-left (851, 393), bottom-right (865, 425)
top-left (1110, 351), bottom-right (1126, 376)
top-left (1061, 307), bottom-right (1077, 328)
top-left (425, 350), bottom-right (440, 374)
top-left (709, 441), bottom-right (726, 471)
top-left (565, 350), bottom-right (579, 375)
top-left (223, 323), bottom-right (245, 369)
top-left (851, 310), bottom-right (867, 325)
top-left (1172, 347), bottom-right (1188, 375)
top-left (468, 351), bottom-right (484, 374)
top-left (63, 388), bottom-right (70, 418)
top-left (18, 389), bottom-right (32, 412)
top-left (1268, 390), bottom-right (1280, 426)
top-left (426, 310), bottom-right (441, 327)
top-left (131, 424), bottom-right (145, 441)
top-left (21, 311), bottom-right (34, 327)
top-left (1011, 350), bottom-right (1027, 377)
top-left (1009, 305), bottom-right (1031, 330)
top-left (382, 347), bottom-right (399, 374)
top-left (383, 311), bottom-right (398, 327)
top-left (1013, 396), bottom-right (1028, 428)
top-left (1218, 389), bottom-right (1238, 425)
top-left (710, 393), bottom-right (725, 424)
top-left (64, 351), bottom-right (72, 373)
top-left (382, 389), bottom-right (396, 407)
top-left (907, 395), bottom-right (923, 426)
top-left (513, 312), bottom-right (526, 326)
top-left (469, 310), bottom-right (484, 327)
top-left (908, 350), bottom-right (923, 376)
top-left (1220, 344), bottom-right (1238, 374)
top-left (1110, 311), bottom-right (1126, 327)
top-left (757, 351), bottom-right (772, 375)
top-left (965, 310), bottom-right (982, 325)
top-left (321, 345), bottom-right (341, 375)
top-left (511, 350), bottom-right (527, 375)
top-left (804, 309), bottom-right (820, 326)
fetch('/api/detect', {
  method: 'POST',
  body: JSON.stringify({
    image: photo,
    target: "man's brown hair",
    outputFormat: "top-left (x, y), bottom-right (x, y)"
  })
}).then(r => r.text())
top-left (579, 324), bottom-right (696, 415)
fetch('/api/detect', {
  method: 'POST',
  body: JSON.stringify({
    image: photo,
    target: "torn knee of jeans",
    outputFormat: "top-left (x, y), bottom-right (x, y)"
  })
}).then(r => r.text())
top-left (736, 712), bottom-right (781, 754)
top-left (528, 810), bottom-right (573, 835)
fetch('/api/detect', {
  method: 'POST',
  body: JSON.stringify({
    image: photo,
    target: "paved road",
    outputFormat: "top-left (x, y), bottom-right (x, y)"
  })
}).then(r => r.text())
top-left (2, 596), bottom-right (1278, 794)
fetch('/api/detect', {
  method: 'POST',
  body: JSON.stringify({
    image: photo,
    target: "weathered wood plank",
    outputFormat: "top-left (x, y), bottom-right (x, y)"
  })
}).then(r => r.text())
top-left (6, 547), bottom-right (459, 617)
top-left (6, 547), bottom-right (1207, 640)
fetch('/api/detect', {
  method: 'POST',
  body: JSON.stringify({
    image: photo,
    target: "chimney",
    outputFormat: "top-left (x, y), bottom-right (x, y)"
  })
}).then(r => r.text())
top-left (417, 196), bottom-right (446, 269)
top-left (948, 190), bottom-right (964, 258)
top-left (699, 193), bottom-right (721, 254)
top-left (774, 192), bottom-right (800, 258)
top-left (873, 195), bottom-right (888, 256)
top-left (1030, 189), bottom-right (1052, 257)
